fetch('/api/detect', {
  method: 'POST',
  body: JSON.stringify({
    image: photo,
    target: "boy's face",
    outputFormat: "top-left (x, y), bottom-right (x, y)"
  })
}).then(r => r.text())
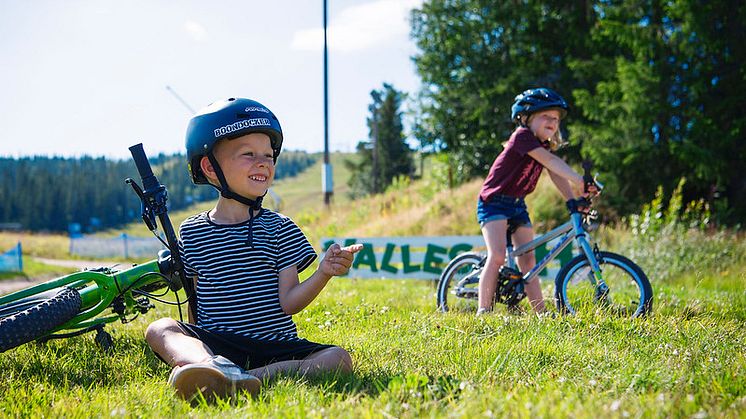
top-left (528, 109), bottom-right (561, 141)
top-left (204, 132), bottom-right (275, 200)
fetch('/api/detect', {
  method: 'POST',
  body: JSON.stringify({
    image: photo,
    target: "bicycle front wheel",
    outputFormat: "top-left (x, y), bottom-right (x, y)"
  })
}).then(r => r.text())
top-left (0, 287), bottom-right (82, 352)
top-left (554, 251), bottom-right (652, 318)
top-left (437, 252), bottom-right (484, 313)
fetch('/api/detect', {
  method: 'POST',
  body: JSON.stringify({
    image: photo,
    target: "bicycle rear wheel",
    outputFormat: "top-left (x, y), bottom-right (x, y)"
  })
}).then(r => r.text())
top-left (437, 252), bottom-right (483, 313)
top-left (554, 251), bottom-right (652, 318)
top-left (0, 287), bottom-right (82, 352)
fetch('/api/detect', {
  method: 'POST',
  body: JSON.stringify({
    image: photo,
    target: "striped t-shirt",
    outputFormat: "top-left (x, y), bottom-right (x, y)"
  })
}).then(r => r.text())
top-left (178, 209), bottom-right (317, 341)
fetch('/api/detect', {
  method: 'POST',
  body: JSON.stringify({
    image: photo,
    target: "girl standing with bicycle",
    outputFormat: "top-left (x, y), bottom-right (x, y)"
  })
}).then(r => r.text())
top-left (476, 88), bottom-right (591, 315)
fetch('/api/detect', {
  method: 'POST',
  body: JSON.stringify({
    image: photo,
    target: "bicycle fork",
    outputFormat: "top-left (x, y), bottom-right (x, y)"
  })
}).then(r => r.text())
top-left (573, 220), bottom-right (610, 302)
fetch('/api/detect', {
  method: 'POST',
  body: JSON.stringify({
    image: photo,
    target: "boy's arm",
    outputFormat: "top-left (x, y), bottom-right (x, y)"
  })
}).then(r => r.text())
top-left (277, 266), bottom-right (330, 315)
top-left (278, 244), bottom-right (362, 315)
top-left (187, 275), bottom-right (197, 324)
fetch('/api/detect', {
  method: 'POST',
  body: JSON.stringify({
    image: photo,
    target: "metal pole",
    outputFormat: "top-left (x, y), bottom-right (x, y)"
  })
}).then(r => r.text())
top-left (165, 85), bottom-right (196, 114)
top-left (322, 0), bottom-right (333, 205)
top-left (17, 241), bottom-right (22, 272)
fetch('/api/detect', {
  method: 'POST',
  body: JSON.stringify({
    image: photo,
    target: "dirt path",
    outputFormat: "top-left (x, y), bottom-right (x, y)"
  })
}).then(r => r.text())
top-left (0, 257), bottom-right (125, 295)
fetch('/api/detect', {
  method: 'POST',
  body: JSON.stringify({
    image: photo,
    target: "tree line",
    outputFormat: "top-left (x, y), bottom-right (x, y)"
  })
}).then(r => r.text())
top-left (350, 0), bottom-right (745, 224)
top-left (406, 0), bottom-right (745, 223)
top-left (0, 151), bottom-right (316, 232)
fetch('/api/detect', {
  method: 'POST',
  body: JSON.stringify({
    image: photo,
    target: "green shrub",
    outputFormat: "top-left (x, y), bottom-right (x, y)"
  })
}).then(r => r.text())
top-left (619, 178), bottom-right (745, 282)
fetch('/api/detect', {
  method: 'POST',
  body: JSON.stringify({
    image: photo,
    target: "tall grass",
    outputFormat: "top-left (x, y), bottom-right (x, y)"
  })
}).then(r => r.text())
top-left (613, 179), bottom-right (746, 283)
top-left (0, 273), bottom-right (743, 417)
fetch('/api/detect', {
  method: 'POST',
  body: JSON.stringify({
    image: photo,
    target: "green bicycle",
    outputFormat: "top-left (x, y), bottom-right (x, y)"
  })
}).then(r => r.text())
top-left (0, 144), bottom-right (195, 353)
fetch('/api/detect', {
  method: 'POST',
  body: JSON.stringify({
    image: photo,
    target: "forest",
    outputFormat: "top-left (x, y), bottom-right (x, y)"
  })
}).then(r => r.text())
top-left (0, 151), bottom-right (316, 232)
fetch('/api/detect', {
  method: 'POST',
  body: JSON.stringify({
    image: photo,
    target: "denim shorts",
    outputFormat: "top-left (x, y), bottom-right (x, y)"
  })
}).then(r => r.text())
top-left (477, 195), bottom-right (532, 228)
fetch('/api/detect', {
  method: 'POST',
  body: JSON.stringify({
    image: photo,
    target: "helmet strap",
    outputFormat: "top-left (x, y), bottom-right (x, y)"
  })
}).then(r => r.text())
top-left (206, 152), bottom-right (266, 248)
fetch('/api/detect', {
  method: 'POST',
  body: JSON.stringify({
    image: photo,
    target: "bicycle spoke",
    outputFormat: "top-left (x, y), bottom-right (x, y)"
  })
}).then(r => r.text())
top-left (437, 254), bottom-right (482, 313)
top-left (559, 253), bottom-right (650, 317)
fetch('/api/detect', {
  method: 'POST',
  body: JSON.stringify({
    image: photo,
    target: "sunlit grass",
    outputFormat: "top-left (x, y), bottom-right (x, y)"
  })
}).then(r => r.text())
top-left (0, 272), bottom-right (743, 417)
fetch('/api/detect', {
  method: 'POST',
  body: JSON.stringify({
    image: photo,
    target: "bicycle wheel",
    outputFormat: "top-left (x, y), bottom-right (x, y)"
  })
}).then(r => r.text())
top-left (554, 251), bottom-right (652, 318)
top-left (0, 287), bottom-right (82, 352)
top-left (437, 252), bottom-right (484, 313)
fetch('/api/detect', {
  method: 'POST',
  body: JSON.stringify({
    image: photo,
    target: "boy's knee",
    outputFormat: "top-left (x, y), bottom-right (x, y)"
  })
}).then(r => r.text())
top-left (314, 346), bottom-right (352, 373)
top-left (144, 317), bottom-right (181, 345)
top-left (329, 347), bottom-right (353, 373)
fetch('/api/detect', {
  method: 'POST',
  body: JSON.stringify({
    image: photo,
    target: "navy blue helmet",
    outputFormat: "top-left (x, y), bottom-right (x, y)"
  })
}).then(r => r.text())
top-left (510, 88), bottom-right (569, 124)
top-left (186, 98), bottom-right (283, 185)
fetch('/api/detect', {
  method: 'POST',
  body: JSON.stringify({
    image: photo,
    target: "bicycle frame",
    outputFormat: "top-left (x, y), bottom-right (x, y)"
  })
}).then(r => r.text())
top-left (0, 143), bottom-right (192, 345)
top-left (0, 258), bottom-right (168, 336)
top-left (506, 211), bottom-right (607, 290)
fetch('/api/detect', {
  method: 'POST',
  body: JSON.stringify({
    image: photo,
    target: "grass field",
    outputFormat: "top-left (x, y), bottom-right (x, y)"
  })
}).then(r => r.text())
top-left (1, 155), bottom-right (745, 417)
top-left (0, 268), bottom-right (743, 417)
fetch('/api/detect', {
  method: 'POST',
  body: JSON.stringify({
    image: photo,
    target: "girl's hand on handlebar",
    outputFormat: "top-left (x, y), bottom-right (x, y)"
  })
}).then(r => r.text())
top-left (584, 176), bottom-right (604, 198)
top-left (320, 244), bottom-right (364, 277)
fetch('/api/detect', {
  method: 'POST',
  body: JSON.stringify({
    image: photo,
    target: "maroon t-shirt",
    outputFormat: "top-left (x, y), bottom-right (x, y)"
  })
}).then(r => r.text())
top-left (479, 127), bottom-right (549, 201)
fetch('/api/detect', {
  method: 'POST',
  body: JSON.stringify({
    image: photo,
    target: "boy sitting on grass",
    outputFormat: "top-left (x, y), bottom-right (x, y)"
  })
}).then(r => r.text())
top-left (144, 97), bottom-right (362, 401)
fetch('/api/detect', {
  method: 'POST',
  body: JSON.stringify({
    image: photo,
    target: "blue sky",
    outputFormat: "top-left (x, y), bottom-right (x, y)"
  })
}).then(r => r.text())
top-left (0, 0), bottom-right (423, 158)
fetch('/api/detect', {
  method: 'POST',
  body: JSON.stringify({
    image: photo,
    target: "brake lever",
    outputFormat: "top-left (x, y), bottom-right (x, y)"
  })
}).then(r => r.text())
top-left (126, 178), bottom-right (157, 232)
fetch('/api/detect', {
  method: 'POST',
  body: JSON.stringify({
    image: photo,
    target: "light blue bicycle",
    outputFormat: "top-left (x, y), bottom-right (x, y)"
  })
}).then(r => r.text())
top-left (437, 163), bottom-right (653, 317)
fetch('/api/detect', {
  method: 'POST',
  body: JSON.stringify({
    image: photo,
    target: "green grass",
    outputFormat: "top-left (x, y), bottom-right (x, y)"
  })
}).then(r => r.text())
top-left (2, 155), bottom-right (745, 416)
top-left (0, 258), bottom-right (78, 283)
top-left (1, 268), bottom-right (744, 417)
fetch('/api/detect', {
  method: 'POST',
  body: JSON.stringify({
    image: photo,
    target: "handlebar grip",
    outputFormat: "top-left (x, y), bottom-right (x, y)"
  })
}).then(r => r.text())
top-left (129, 143), bottom-right (159, 192)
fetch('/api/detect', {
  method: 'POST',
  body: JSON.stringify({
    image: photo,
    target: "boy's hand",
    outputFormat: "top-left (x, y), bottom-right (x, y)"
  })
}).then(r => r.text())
top-left (320, 244), bottom-right (363, 277)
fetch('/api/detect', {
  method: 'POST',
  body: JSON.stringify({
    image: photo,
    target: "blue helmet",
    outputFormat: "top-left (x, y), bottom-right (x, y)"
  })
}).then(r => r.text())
top-left (510, 88), bottom-right (569, 124)
top-left (186, 97), bottom-right (283, 185)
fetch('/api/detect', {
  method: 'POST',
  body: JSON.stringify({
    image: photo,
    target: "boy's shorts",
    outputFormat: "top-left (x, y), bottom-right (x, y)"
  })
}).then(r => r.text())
top-left (477, 196), bottom-right (532, 228)
top-left (163, 321), bottom-right (336, 370)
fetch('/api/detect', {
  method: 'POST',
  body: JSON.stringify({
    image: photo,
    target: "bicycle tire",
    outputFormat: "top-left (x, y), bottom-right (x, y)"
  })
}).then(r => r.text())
top-left (554, 251), bottom-right (652, 318)
top-left (0, 287), bottom-right (82, 352)
top-left (437, 252), bottom-right (484, 313)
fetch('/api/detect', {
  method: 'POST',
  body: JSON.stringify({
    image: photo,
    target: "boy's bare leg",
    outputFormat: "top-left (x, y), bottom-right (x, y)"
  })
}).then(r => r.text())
top-left (145, 317), bottom-right (214, 366)
top-left (247, 347), bottom-right (353, 381)
top-left (146, 318), bottom-right (352, 382)
top-left (513, 226), bottom-right (546, 313)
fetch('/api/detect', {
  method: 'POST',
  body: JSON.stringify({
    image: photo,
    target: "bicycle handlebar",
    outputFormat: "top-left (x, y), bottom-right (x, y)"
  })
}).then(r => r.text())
top-left (581, 160), bottom-right (604, 195)
top-left (127, 143), bottom-right (196, 320)
top-left (129, 144), bottom-right (160, 194)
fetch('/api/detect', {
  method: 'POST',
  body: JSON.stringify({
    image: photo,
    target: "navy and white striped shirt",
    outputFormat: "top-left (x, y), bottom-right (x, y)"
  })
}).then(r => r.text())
top-left (179, 210), bottom-right (317, 341)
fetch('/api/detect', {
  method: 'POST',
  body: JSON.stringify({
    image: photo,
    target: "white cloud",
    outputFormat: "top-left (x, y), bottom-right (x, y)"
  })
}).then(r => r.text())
top-left (184, 20), bottom-right (208, 42)
top-left (291, 0), bottom-right (422, 52)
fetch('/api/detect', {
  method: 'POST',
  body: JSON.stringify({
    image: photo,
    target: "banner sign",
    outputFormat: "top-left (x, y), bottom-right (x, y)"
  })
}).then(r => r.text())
top-left (320, 236), bottom-right (574, 280)
top-left (0, 242), bottom-right (22, 272)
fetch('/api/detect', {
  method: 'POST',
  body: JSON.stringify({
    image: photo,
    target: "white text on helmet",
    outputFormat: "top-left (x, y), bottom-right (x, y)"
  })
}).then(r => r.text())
top-left (245, 106), bottom-right (269, 113)
top-left (214, 118), bottom-right (271, 137)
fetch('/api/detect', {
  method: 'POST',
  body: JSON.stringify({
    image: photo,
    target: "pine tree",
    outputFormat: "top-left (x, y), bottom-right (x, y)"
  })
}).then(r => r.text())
top-left (347, 84), bottom-right (414, 196)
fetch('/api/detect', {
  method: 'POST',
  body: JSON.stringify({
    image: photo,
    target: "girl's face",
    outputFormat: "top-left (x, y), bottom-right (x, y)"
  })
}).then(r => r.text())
top-left (528, 109), bottom-right (562, 141)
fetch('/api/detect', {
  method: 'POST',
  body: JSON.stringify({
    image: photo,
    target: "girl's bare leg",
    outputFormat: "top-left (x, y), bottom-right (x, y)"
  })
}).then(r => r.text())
top-left (478, 219), bottom-right (508, 311)
top-left (513, 226), bottom-right (546, 313)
